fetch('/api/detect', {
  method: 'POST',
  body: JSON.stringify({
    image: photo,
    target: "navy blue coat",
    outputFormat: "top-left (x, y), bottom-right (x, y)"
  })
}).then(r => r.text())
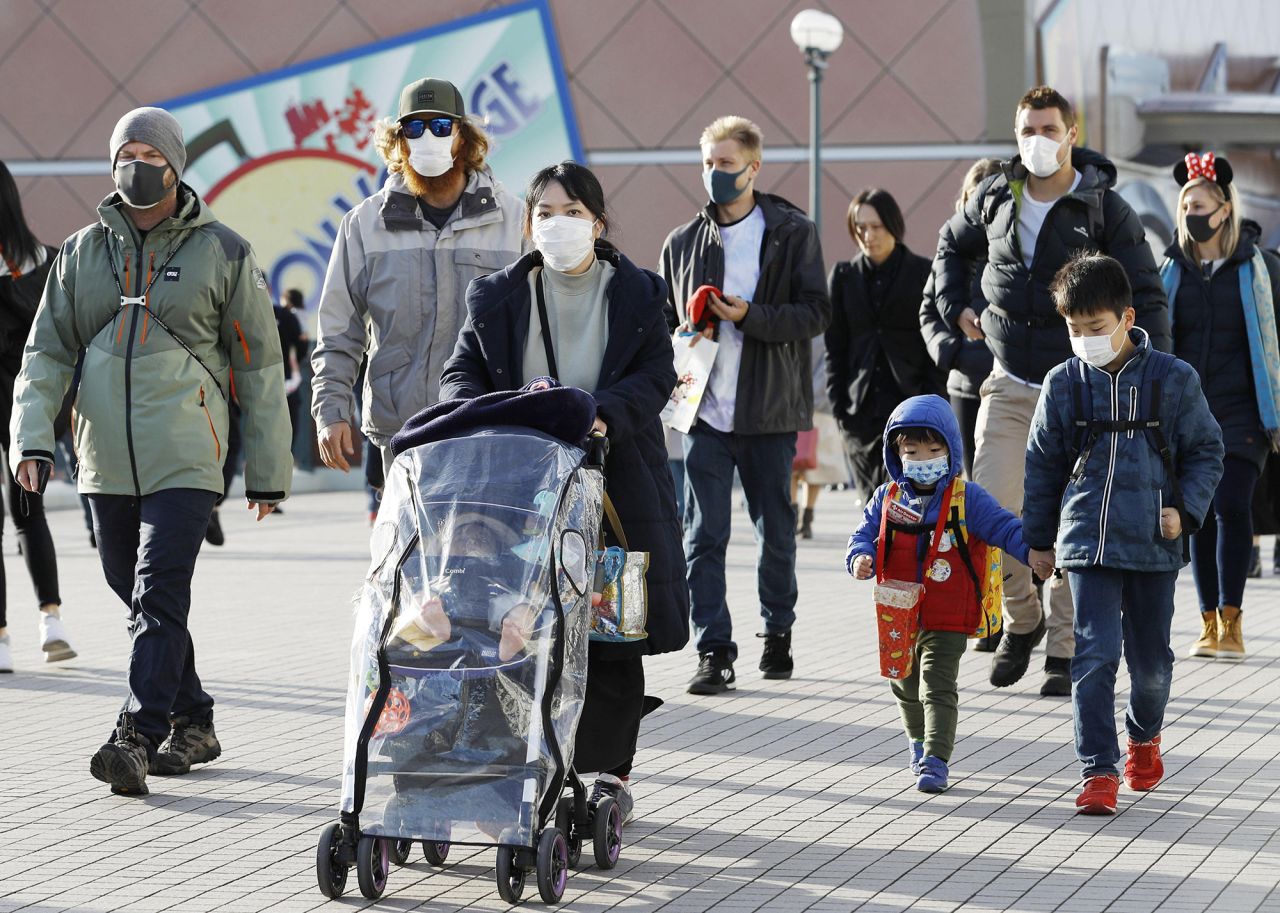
top-left (439, 245), bottom-right (690, 658)
top-left (1023, 329), bottom-right (1224, 571)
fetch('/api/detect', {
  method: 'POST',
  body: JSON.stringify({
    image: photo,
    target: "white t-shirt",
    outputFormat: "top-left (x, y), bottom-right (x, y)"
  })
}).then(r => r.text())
top-left (700, 205), bottom-right (765, 433)
top-left (1018, 169), bottom-right (1081, 268)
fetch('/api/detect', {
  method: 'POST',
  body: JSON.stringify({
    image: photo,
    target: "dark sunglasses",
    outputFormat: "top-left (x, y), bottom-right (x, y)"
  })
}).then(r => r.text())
top-left (401, 117), bottom-right (455, 140)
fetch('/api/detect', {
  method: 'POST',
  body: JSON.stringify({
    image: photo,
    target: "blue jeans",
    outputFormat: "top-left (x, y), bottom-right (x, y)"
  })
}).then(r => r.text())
top-left (683, 421), bottom-right (797, 661)
top-left (87, 489), bottom-right (220, 749)
top-left (1068, 567), bottom-right (1177, 779)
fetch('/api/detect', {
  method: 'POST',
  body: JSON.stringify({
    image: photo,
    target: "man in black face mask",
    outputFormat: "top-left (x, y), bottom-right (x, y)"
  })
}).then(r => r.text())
top-left (658, 116), bottom-right (830, 695)
top-left (10, 106), bottom-right (293, 795)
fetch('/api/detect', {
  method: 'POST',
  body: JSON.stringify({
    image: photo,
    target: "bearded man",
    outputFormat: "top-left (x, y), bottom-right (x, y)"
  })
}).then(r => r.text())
top-left (311, 77), bottom-right (525, 473)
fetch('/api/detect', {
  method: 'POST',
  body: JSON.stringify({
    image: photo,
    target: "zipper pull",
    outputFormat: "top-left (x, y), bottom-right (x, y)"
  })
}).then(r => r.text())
top-left (199, 386), bottom-right (205, 407)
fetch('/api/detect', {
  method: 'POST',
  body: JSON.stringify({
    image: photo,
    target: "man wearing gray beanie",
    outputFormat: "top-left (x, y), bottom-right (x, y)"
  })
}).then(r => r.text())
top-left (10, 106), bottom-right (294, 796)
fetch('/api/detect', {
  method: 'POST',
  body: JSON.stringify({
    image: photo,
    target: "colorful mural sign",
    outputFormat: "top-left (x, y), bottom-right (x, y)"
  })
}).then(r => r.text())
top-left (159, 0), bottom-right (580, 307)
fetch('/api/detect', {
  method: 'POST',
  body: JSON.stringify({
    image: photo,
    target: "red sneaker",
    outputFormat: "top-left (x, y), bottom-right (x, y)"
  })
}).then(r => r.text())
top-left (1075, 775), bottom-right (1119, 815)
top-left (1124, 735), bottom-right (1163, 791)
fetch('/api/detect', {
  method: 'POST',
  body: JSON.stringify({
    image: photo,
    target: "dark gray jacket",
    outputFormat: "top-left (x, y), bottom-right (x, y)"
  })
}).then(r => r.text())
top-left (658, 192), bottom-right (830, 434)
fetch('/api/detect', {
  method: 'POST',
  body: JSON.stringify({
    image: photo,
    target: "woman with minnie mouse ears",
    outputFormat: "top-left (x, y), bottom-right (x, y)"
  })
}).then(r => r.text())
top-left (1162, 152), bottom-right (1280, 663)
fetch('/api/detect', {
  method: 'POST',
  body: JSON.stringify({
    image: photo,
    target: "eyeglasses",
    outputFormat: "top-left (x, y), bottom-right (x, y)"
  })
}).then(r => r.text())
top-left (401, 117), bottom-right (455, 140)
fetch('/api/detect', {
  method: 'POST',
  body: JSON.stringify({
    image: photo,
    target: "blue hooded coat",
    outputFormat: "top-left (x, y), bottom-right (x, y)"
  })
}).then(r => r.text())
top-left (1023, 328), bottom-right (1224, 571)
top-left (846, 394), bottom-right (1030, 582)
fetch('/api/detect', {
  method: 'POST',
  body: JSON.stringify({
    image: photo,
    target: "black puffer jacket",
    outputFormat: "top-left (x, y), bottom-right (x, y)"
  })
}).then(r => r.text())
top-left (439, 245), bottom-right (689, 658)
top-left (933, 147), bottom-right (1170, 384)
top-left (918, 260), bottom-right (993, 400)
top-left (658, 191), bottom-right (830, 434)
top-left (825, 245), bottom-right (943, 423)
top-left (1165, 220), bottom-right (1280, 468)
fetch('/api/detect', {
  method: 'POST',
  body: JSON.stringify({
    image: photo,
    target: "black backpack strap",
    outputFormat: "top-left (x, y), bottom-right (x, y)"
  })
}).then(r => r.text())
top-left (1067, 357), bottom-right (1097, 482)
top-left (1138, 350), bottom-right (1190, 560)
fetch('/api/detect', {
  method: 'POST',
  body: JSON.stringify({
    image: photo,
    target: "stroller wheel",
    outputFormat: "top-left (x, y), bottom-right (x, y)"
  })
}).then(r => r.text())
top-left (536, 828), bottom-right (569, 904)
top-left (314, 822), bottom-right (348, 898)
top-left (391, 839), bottom-right (413, 866)
top-left (592, 797), bottom-right (623, 870)
top-left (423, 840), bottom-right (450, 866)
top-left (495, 846), bottom-right (525, 903)
top-left (356, 835), bottom-right (390, 900)
top-left (556, 796), bottom-right (582, 868)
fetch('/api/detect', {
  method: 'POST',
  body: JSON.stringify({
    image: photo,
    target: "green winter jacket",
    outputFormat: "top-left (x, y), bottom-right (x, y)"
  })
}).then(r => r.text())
top-left (8, 185), bottom-right (292, 501)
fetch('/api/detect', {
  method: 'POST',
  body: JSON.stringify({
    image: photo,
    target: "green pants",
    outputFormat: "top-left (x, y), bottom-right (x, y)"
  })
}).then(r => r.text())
top-left (890, 629), bottom-right (968, 762)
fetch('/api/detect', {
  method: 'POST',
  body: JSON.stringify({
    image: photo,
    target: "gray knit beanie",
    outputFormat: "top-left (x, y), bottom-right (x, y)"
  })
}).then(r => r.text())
top-left (109, 107), bottom-right (187, 178)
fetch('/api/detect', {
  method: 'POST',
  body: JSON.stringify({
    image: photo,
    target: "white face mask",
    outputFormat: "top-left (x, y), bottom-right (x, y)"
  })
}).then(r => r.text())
top-left (1020, 134), bottom-right (1066, 179)
top-left (407, 133), bottom-right (455, 177)
top-left (1070, 321), bottom-right (1126, 368)
top-left (533, 215), bottom-right (597, 272)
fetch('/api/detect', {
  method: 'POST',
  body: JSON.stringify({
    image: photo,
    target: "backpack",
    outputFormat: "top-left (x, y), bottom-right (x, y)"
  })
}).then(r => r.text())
top-left (1064, 349), bottom-right (1188, 558)
top-left (884, 478), bottom-right (1003, 639)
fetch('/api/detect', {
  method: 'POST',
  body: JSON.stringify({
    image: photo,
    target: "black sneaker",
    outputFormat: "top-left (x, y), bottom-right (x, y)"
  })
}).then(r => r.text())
top-left (1040, 656), bottom-right (1071, 697)
top-left (758, 632), bottom-right (794, 680)
top-left (150, 716), bottom-right (222, 775)
top-left (90, 716), bottom-right (151, 796)
top-left (590, 773), bottom-right (635, 825)
top-left (989, 615), bottom-right (1046, 687)
top-left (687, 652), bottom-right (736, 695)
top-left (205, 510), bottom-right (225, 547)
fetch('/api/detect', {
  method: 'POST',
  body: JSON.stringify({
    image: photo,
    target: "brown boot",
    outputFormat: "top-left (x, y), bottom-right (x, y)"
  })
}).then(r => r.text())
top-left (1217, 606), bottom-right (1245, 661)
top-left (1188, 611), bottom-right (1218, 658)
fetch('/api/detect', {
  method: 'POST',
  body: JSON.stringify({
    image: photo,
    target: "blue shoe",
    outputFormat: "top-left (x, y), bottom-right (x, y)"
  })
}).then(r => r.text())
top-left (908, 740), bottom-right (924, 775)
top-left (917, 756), bottom-right (949, 793)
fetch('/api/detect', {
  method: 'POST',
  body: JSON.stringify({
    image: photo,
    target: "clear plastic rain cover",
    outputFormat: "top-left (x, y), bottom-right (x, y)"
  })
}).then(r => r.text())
top-left (340, 428), bottom-right (603, 848)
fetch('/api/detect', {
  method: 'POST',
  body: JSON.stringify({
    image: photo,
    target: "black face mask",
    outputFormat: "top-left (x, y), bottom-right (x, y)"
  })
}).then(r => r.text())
top-left (115, 160), bottom-right (172, 209)
top-left (1185, 206), bottom-right (1223, 244)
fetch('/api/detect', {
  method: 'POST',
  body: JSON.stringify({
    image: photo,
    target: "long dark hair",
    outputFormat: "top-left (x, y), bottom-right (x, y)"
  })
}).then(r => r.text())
top-left (0, 161), bottom-right (40, 269)
top-left (848, 187), bottom-right (906, 243)
top-left (522, 161), bottom-right (611, 238)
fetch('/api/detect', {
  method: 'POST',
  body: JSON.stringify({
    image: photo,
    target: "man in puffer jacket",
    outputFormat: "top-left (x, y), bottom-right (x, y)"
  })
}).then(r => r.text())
top-left (311, 78), bottom-right (524, 475)
top-left (10, 107), bottom-right (292, 796)
top-left (932, 86), bottom-right (1171, 696)
top-left (1023, 253), bottom-right (1221, 815)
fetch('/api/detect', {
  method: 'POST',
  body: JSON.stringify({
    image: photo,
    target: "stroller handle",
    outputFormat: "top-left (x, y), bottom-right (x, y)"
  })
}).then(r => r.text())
top-left (585, 431), bottom-right (609, 469)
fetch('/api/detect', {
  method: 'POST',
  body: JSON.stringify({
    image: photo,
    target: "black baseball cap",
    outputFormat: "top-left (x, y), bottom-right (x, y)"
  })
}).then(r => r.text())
top-left (398, 77), bottom-right (465, 121)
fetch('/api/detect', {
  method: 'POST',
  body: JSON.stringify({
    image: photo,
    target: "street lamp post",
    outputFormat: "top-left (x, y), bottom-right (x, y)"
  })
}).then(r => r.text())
top-left (790, 9), bottom-right (844, 230)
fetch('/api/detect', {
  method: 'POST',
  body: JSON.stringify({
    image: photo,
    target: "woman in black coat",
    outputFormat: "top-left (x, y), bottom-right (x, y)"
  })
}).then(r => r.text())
top-left (439, 161), bottom-right (688, 823)
top-left (825, 187), bottom-right (943, 497)
top-left (1166, 153), bottom-right (1280, 663)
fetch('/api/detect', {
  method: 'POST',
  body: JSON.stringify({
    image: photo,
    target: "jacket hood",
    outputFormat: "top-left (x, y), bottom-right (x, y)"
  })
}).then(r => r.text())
top-left (700, 190), bottom-right (810, 232)
top-left (1004, 146), bottom-right (1117, 194)
top-left (379, 166), bottom-right (505, 231)
top-left (483, 242), bottom-right (662, 309)
top-left (1164, 218), bottom-right (1262, 266)
top-left (882, 394), bottom-right (965, 492)
top-left (97, 182), bottom-right (215, 237)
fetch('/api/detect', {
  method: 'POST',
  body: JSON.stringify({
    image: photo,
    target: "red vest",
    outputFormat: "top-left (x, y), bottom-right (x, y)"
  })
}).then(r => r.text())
top-left (878, 480), bottom-right (990, 634)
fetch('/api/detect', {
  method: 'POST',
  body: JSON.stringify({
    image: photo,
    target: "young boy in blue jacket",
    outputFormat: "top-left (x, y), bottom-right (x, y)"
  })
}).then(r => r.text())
top-left (848, 395), bottom-right (1052, 792)
top-left (1023, 253), bottom-right (1224, 815)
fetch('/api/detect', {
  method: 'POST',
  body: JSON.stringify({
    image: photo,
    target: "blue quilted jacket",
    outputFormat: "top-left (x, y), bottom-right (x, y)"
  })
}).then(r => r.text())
top-left (1023, 328), bottom-right (1224, 571)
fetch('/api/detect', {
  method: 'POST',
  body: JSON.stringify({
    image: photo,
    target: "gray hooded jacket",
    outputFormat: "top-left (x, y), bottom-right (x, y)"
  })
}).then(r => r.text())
top-left (310, 167), bottom-right (524, 443)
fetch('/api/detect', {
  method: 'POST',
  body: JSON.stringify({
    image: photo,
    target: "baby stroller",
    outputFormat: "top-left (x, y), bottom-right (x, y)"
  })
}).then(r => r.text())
top-left (316, 407), bottom-right (623, 905)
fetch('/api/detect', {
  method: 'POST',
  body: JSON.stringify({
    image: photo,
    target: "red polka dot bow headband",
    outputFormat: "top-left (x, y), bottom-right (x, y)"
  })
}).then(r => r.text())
top-left (1174, 151), bottom-right (1233, 189)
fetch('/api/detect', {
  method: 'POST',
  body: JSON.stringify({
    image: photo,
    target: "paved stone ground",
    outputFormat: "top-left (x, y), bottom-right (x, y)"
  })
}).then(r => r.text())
top-left (1, 489), bottom-right (1278, 913)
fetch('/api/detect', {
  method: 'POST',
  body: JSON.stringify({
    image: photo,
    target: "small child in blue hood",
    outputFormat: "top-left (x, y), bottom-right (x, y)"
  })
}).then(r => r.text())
top-left (1023, 253), bottom-right (1223, 816)
top-left (848, 394), bottom-right (1051, 793)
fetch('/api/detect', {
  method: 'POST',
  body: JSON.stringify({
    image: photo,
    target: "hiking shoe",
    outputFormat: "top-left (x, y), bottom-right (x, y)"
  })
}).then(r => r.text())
top-left (916, 756), bottom-right (949, 793)
top-left (1247, 545), bottom-right (1261, 579)
top-left (1188, 611), bottom-right (1219, 658)
top-left (1040, 656), bottom-right (1071, 697)
top-left (908, 740), bottom-right (924, 775)
top-left (687, 652), bottom-right (735, 695)
top-left (591, 773), bottom-right (635, 825)
top-left (150, 717), bottom-right (222, 775)
top-left (205, 510), bottom-right (225, 547)
top-left (1124, 736), bottom-right (1163, 791)
top-left (973, 628), bottom-right (1003, 653)
top-left (1075, 774), bottom-right (1119, 815)
top-left (1217, 607), bottom-right (1244, 661)
top-left (0, 635), bottom-right (12, 673)
top-left (90, 716), bottom-right (151, 796)
top-left (758, 631), bottom-right (793, 680)
top-left (989, 615), bottom-right (1045, 687)
top-left (39, 613), bottom-right (76, 663)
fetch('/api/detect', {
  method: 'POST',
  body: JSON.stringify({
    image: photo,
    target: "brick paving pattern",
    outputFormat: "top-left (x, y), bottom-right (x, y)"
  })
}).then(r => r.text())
top-left (1, 490), bottom-right (1277, 912)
